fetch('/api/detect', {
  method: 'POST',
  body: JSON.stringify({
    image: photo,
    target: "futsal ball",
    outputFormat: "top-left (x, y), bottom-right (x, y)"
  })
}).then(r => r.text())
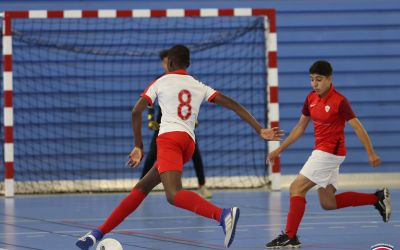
top-left (96, 238), bottom-right (123, 250)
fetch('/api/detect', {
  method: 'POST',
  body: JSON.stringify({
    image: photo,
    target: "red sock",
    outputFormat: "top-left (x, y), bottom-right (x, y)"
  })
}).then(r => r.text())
top-left (335, 192), bottom-right (378, 209)
top-left (98, 188), bottom-right (146, 234)
top-left (285, 196), bottom-right (306, 239)
top-left (173, 190), bottom-right (222, 222)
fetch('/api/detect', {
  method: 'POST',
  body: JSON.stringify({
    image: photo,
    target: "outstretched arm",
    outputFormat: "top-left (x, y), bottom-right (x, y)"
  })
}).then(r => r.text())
top-left (268, 115), bottom-right (310, 165)
top-left (128, 97), bottom-right (148, 167)
top-left (212, 93), bottom-right (283, 140)
top-left (348, 118), bottom-right (381, 167)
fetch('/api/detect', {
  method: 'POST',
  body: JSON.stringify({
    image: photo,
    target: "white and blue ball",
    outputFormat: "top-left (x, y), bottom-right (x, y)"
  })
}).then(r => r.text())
top-left (96, 238), bottom-right (123, 250)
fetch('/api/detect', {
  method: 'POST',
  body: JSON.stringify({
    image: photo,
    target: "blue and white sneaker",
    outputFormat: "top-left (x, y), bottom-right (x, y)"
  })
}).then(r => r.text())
top-left (220, 207), bottom-right (240, 248)
top-left (76, 229), bottom-right (103, 250)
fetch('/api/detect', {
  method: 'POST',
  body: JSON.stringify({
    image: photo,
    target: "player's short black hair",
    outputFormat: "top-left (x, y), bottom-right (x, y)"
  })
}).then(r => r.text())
top-left (159, 49), bottom-right (169, 60)
top-left (168, 44), bottom-right (190, 69)
top-left (309, 60), bottom-right (333, 76)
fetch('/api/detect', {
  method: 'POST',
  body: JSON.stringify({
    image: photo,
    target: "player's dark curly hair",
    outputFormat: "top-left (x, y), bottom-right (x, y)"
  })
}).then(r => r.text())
top-left (159, 49), bottom-right (169, 60)
top-left (168, 44), bottom-right (190, 69)
top-left (309, 60), bottom-right (333, 76)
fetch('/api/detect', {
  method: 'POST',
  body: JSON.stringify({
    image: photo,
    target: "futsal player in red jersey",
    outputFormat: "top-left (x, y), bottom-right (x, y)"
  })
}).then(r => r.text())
top-left (76, 45), bottom-right (283, 249)
top-left (265, 60), bottom-right (391, 248)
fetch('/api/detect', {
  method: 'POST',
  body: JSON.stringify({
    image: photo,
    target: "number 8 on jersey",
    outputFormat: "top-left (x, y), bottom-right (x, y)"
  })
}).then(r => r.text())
top-left (178, 89), bottom-right (192, 120)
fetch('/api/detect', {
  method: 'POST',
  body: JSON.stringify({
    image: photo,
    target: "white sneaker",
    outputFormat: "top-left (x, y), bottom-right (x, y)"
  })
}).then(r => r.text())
top-left (198, 185), bottom-right (213, 199)
top-left (374, 187), bottom-right (391, 222)
top-left (220, 207), bottom-right (240, 248)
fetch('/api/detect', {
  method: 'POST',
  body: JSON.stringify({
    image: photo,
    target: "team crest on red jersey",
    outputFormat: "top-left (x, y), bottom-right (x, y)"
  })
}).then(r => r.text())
top-left (370, 243), bottom-right (394, 250)
top-left (324, 105), bottom-right (330, 112)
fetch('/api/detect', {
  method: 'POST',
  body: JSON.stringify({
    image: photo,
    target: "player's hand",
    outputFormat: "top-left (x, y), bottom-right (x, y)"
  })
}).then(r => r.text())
top-left (260, 127), bottom-right (284, 141)
top-left (368, 153), bottom-right (381, 167)
top-left (127, 147), bottom-right (143, 168)
top-left (148, 120), bottom-right (159, 131)
top-left (268, 149), bottom-right (280, 166)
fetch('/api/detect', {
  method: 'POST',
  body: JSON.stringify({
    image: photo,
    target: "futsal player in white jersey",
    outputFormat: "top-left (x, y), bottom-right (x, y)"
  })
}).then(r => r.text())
top-left (76, 45), bottom-right (284, 250)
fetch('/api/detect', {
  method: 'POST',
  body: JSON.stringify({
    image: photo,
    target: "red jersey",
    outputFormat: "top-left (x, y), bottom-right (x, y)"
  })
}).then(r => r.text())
top-left (302, 84), bottom-right (356, 156)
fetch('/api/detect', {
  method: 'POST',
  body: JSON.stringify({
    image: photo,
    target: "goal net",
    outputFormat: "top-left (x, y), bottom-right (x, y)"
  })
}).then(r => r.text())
top-left (1, 9), bottom-right (279, 194)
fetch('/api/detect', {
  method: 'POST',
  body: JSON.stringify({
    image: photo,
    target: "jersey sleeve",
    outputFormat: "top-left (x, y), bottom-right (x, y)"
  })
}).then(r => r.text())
top-left (202, 82), bottom-right (220, 102)
top-left (140, 79), bottom-right (158, 106)
top-left (339, 97), bottom-right (356, 121)
top-left (302, 96), bottom-right (310, 116)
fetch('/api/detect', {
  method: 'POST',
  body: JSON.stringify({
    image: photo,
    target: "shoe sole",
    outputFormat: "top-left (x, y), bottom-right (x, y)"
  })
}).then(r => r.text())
top-left (265, 245), bottom-right (301, 249)
top-left (224, 207), bottom-right (240, 248)
top-left (384, 187), bottom-right (391, 222)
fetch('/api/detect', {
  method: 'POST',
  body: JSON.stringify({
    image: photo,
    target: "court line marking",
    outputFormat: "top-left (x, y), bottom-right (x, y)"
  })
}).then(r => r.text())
top-left (0, 220), bottom-right (397, 236)
top-left (5, 210), bottom-right (396, 223)
top-left (198, 230), bottom-right (217, 233)
top-left (99, 220), bottom-right (400, 231)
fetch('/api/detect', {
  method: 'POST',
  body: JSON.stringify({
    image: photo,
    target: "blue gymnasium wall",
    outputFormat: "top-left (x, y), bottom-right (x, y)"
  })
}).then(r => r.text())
top-left (1, 0), bottom-right (400, 175)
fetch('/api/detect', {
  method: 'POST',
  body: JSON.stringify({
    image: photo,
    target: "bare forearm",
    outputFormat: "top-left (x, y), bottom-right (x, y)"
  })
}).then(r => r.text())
top-left (131, 97), bottom-right (148, 149)
top-left (349, 118), bottom-right (376, 156)
top-left (213, 94), bottom-right (262, 134)
top-left (277, 125), bottom-right (305, 153)
top-left (354, 126), bottom-right (375, 155)
top-left (232, 102), bottom-right (262, 133)
top-left (132, 110), bottom-right (143, 149)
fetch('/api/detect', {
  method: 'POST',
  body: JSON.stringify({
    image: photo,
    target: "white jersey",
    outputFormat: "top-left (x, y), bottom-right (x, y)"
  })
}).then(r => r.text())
top-left (141, 69), bottom-right (220, 141)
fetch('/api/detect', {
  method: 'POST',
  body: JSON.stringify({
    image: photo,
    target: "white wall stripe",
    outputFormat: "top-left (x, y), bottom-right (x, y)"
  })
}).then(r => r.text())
top-left (200, 9), bottom-right (218, 17)
top-left (29, 10), bottom-right (47, 18)
top-left (267, 33), bottom-right (277, 52)
top-left (3, 72), bottom-right (12, 91)
top-left (2, 36), bottom-right (12, 55)
top-left (64, 10), bottom-right (82, 18)
top-left (98, 10), bottom-right (116, 18)
top-left (4, 108), bottom-right (13, 126)
top-left (268, 103), bottom-right (279, 121)
top-left (234, 8), bottom-right (252, 16)
top-left (267, 68), bottom-right (278, 87)
top-left (4, 143), bottom-right (14, 162)
top-left (133, 9), bottom-right (150, 18)
top-left (167, 9), bottom-right (184, 17)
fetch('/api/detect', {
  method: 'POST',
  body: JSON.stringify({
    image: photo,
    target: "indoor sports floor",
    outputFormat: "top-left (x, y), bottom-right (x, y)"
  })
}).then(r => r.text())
top-left (0, 189), bottom-right (398, 250)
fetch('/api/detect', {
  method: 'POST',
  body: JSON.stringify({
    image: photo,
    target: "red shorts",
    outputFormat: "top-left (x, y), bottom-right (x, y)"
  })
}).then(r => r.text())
top-left (155, 131), bottom-right (195, 174)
